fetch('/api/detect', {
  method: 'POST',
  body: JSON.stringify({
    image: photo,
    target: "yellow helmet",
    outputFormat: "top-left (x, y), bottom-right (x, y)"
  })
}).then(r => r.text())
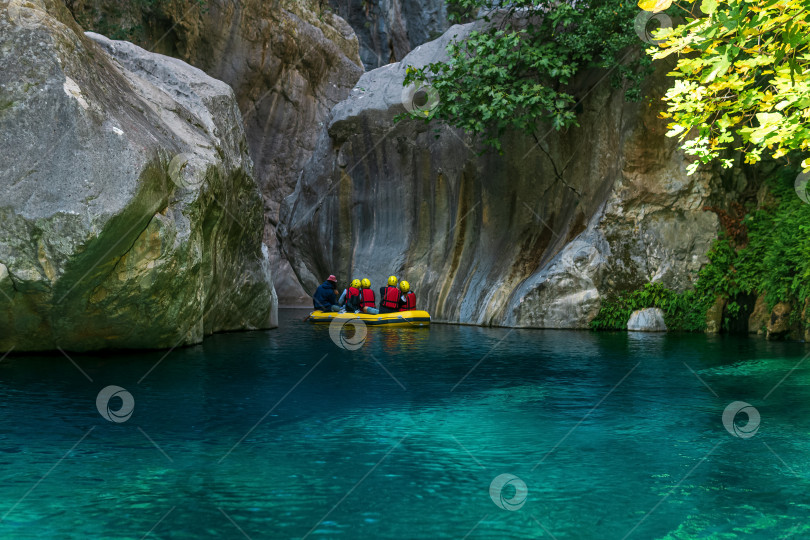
top-left (388, 275), bottom-right (398, 286)
top-left (361, 278), bottom-right (371, 289)
top-left (399, 280), bottom-right (410, 293)
top-left (351, 279), bottom-right (361, 289)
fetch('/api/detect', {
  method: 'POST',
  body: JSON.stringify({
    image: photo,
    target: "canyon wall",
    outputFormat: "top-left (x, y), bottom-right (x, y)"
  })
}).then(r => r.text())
top-left (69, 0), bottom-right (366, 304)
top-left (278, 23), bottom-right (725, 327)
top-left (328, 0), bottom-right (450, 69)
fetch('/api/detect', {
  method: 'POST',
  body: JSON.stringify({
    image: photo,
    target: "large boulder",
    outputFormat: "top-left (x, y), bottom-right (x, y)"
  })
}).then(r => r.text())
top-left (705, 296), bottom-right (726, 334)
top-left (68, 0), bottom-right (365, 305)
top-left (766, 301), bottom-right (795, 340)
top-left (0, 0), bottom-right (276, 352)
top-left (277, 23), bottom-right (721, 328)
top-left (627, 308), bottom-right (667, 332)
top-left (748, 294), bottom-right (769, 334)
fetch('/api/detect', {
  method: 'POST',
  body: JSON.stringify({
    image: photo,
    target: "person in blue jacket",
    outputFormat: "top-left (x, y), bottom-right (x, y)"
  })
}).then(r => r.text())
top-left (313, 274), bottom-right (341, 312)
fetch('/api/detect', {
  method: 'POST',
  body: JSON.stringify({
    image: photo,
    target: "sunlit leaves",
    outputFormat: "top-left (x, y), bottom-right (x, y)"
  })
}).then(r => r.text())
top-left (700, 0), bottom-right (718, 15)
top-left (638, 0), bottom-right (674, 11)
top-left (654, 0), bottom-right (810, 172)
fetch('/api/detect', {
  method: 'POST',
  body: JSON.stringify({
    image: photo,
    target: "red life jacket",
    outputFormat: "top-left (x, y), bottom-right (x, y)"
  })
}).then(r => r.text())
top-left (399, 291), bottom-right (416, 311)
top-left (360, 288), bottom-right (376, 308)
top-left (347, 286), bottom-right (361, 299)
top-left (381, 286), bottom-right (400, 309)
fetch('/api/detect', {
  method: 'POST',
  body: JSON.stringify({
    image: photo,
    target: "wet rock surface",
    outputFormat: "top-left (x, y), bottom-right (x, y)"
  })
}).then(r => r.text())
top-left (748, 294), bottom-right (769, 335)
top-left (705, 296), bottom-right (726, 334)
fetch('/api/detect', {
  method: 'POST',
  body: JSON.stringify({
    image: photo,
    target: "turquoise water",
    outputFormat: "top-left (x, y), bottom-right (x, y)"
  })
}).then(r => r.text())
top-left (1, 309), bottom-right (810, 539)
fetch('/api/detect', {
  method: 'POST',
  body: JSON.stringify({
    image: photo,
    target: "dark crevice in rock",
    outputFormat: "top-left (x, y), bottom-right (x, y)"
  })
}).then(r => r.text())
top-left (723, 292), bottom-right (758, 335)
top-left (532, 131), bottom-right (582, 199)
top-left (0, 263), bottom-right (19, 294)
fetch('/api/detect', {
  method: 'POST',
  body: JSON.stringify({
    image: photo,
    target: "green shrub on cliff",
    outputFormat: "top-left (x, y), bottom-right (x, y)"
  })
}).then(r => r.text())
top-left (735, 174), bottom-right (810, 307)
top-left (591, 169), bottom-right (810, 331)
top-left (589, 282), bottom-right (704, 331)
top-left (696, 171), bottom-right (810, 312)
top-left (589, 278), bottom-right (712, 331)
top-left (401, 0), bottom-right (653, 151)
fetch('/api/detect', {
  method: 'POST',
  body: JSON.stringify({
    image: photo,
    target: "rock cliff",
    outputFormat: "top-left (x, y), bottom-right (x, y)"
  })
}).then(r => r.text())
top-left (278, 23), bottom-right (722, 328)
top-left (328, 0), bottom-right (450, 69)
top-left (0, 0), bottom-right (276, 351)
top-left (68, 0), bottom-right (366, 304)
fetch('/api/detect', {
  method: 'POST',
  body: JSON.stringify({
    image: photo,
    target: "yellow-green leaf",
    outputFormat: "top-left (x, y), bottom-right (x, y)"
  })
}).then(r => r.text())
top-left (700, 0), bottom-right (718, 15)
top-left (638, 0), bottom-right (673, 12)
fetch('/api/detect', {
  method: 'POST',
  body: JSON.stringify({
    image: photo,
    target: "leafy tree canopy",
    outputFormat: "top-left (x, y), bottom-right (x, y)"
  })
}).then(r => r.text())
top-left (652, 0), bottom-right (810, 174)
top-left (401, 0), bottom-right (650, 151)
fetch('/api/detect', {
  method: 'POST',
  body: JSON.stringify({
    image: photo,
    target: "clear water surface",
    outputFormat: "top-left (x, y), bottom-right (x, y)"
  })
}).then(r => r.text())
top-left (1, 308), bottom-right (809, 539)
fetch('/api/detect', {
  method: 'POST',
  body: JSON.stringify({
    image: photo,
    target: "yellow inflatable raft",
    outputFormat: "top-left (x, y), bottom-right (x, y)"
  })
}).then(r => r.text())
top-left (307, 310), bottom-right (430, 327)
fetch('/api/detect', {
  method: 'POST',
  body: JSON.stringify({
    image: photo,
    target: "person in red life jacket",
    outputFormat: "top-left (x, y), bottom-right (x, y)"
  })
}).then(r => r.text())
top-left (398, 280), bottom-right (416, 311)
top-left (337, 278), bottom-right (358, 308)
top-left (344, 279), bottom-right (363, 313)
top-left (359, 278), bottom-right (379, 315)
top-left (379, 275), bottom-right (401, 314)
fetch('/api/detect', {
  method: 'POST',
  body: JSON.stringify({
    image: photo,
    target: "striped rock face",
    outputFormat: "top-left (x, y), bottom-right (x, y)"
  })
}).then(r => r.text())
top-left (278, 20), bottom-right (727, 329)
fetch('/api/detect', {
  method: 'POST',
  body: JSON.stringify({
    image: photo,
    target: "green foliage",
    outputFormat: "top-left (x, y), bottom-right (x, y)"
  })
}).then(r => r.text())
top-left (692, 234), bottom-right (738, 300)
top-left (735, 173), bottom-right (810, 307)
top-left (652, 0), bottom-right (810, 174)
top-left (591, 168), bottom-right (810, 331)
top-left (692, 171), bottom-right (810, 308)
top-left (400, 0), bottom-right (651, 151)
top-left (589, 282), bottom-right (711, 331)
